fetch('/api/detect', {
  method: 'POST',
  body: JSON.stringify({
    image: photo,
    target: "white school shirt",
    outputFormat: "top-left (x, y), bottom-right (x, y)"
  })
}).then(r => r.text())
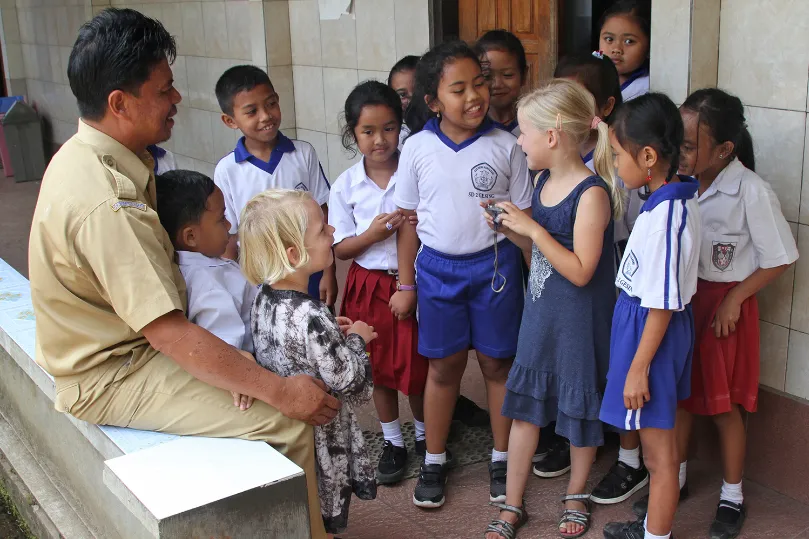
top-left (177, 251), bottom-right (258, 353)
top-left (621, 67), bottom-right (650, 102)
top-left (584, 151), bottom-right (641, 243)
top-left (393, 118), bottom-right (533, 255)
top-left (329, 159), bottom-right (399, 271)
top-left (697, 158), bottom-right (798, 282)
top-left (214, 132), bottom-right (330, 234)
top-left (147, 145), bottom-right (177, 175)
top-left (616, 177), bottom-right (701, 311)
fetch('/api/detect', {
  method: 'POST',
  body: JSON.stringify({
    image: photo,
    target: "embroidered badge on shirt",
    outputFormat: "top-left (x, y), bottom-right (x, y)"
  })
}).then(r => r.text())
top-left (294, 182), bottom-right (309, 192)
top-left (712, 241), bottom-right (736, 272)
top-left (622, 251), bottom-right (639, 280)
top-left (111, 200), bottom-right (147, 212)
top-left (471, 163), bottom-right (497, 192)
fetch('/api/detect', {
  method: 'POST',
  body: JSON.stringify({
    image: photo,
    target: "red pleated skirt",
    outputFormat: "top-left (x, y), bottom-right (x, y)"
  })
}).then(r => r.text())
top-left (340, 262), bottom-right (428, 395)
top-left (679, 279), bottom-right (760, 415)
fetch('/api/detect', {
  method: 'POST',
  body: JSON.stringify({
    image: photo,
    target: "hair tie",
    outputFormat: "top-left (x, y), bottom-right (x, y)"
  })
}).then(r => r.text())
top-left (592, 50), bottom-right (605, 59)
top-left (591, 116), bottom-right (603, 130)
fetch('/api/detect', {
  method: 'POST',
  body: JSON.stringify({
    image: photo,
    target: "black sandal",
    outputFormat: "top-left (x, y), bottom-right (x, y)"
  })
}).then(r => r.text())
top-left (484, 501), bottom-right (528, 539)
top-left (559, 493), bottom-right (592, 539)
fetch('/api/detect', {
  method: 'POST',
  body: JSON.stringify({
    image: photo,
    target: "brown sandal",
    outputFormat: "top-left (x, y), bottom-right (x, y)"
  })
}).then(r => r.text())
top-left (484, 501), bottom-right (529, 539)
top-left (559, 493), bottom-right (592, 538)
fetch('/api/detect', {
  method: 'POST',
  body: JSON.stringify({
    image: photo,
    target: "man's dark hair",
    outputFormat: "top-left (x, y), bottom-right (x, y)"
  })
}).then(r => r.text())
top-left (67, 8), bottom-right (176, 121)
top-left (215, 65), bottom-right (274, 117)
top-left (155, 170), bottom-right (216, 243)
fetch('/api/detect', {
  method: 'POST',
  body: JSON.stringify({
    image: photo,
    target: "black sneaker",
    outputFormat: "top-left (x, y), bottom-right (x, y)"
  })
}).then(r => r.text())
top-left (709, 500), bottom-right (746, 539)
top-left (533, 427), bottom-right (554, 463)
top-left (603, 518), bottom-right (675, 539)
top-left (412, 462), bottom-right (448, 508)
top-left (453, 395), bottom-right (490, 427)
top-left (631, 483), bottom-right (689, 517)
top-left (376, 441), bottom-right (407, 485)
top-left (590, 460), bottom-right (650, 504)
top-left (489, 461), bottom-right (507, 502)
top-left (415, 439), bottom-right (426, 458)
top-left (532, 439), bottom-right (570, 478)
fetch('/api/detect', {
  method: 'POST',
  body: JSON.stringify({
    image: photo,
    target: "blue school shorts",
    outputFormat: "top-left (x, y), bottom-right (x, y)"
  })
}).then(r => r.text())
top-left (600, 292), bottom-right (694, 431)
top-left (308, 270), bottom-right (324, 300)
top-left (415, 241), bottom-right (523, 359)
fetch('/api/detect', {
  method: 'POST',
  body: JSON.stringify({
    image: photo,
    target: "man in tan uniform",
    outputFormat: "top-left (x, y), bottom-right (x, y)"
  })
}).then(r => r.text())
top-left (27, 9), bottom-right (337, 538)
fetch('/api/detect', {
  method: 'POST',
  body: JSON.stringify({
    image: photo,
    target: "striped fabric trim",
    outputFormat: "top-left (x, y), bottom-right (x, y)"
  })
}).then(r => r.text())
top-left (664, 201), bottom-right (674, 309)
top-left (675, 200), bottom-right (688, 310)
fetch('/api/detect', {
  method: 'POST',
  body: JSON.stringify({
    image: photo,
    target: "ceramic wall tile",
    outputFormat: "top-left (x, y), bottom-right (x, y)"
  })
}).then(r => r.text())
top-left (2, 8), bottom-right (21, 44)
top-left (187, 107), bottom-right (214, 161)
top-left (247, 1), bottom-right (266, 66)
top-left (791, 225), bottom-right (809, 333)
top-left (393, 0), bottom-right (429, 60)
top-left (181, 2), bottom-right (205, 57)
top-left (268, 64), bottom-right (295, 130)
top-left (688, 0), bottom-right (719, 91)
top-left (292, 64), bottom-right (325, 131)
top-left (649, 0), bottom-right (689, 102)
top-left (357, 70), bottom-right (389, 84)
top-left (162, 3), bottom-right (184, 50)
top-left (263, 0), bottom-right (291, 67)
top-left (319, 14), bottom-right (356, 69)
top-left (288, 0), bottom-right (320, 66)
top-left (322, 67), bottom-right (357, 135)
top-left (225, 1), bottom-right (251, 61)
top-left (295, 128), bottom-right (328, 171)
top-left (760, 321), bottom-right (789, 391)
top-left (203, 2), bottom-right (228, 58)
top-left (47, 45), bottom-right (60, 84)
top-left (184, 55), bottom-right (209, 110)
top-left (18, 9), bottom-right (33, 44)
top-left (719, 0), bottom-right (809, 111)
top-left (758, 222), bottom-right (797, 328)
top-left (801, 116), bottom-right (809, 225)
top-left (326, 132), bottom-right (359, 180)
top-left (786, 330), bottom-right (809, 400)
top-left (44, 7), bottom-right (57, 46)
top-left (746, 106), bottom-right (805, 223)
top-left (3, 43), bottom-right (24, 80)
top-left (212, 115), bottom-right (239, 163)
top-left (171, 55), bottom-right (188, 105)
top-left (354, 0), bottom-right (395, 72)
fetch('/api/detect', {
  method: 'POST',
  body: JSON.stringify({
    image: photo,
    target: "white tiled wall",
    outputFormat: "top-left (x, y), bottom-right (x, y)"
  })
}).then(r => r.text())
top-left (286, 0), bottom-right (431, 180)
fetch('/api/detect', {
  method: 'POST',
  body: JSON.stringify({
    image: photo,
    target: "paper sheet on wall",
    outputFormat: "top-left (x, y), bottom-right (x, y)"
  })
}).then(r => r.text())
top-left (319, 0), bottom-right (353, 20)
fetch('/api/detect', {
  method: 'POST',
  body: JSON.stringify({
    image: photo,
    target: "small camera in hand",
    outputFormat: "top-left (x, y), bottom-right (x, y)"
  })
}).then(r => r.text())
top-left (486, 205), bottom-right (505, 228)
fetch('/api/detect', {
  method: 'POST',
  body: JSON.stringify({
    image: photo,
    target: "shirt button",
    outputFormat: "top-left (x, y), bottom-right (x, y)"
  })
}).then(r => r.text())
top-left (103, 156), bottom-right (115, 167)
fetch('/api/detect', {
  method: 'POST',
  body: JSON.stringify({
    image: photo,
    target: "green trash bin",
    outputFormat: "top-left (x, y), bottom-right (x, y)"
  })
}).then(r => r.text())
top-left (2, 101), bottom-right (45, 183)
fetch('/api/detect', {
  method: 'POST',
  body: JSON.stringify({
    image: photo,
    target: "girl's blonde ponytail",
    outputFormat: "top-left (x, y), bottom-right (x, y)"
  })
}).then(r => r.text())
top-left (593, 119), bottom-right (625, 220)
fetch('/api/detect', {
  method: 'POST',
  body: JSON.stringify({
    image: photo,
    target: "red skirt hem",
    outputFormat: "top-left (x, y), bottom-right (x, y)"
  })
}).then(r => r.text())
top-left (340, 262), bottom-right (428, 396)
top-left (679, 279), bottom-right (760, 416)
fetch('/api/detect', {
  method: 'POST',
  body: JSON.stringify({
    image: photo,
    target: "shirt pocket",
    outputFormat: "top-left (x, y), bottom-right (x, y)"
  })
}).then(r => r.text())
top-left (706, 233), bottom-right (741, 273)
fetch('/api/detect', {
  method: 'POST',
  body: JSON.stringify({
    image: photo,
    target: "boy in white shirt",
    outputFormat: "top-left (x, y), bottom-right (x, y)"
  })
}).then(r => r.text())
top-left (213, 65), bottom-right (337, 307)
top-left (155, 170), bottom-right (257, 410)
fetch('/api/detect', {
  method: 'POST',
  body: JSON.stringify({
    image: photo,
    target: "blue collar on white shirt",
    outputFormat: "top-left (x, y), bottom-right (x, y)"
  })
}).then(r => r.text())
top-left (176, 250), bottom-right (235, 267)
top-left (581, 149), bottom-right (594, 165)
top-left (424, 117), bottom-right (496, 152)
top-left (620, 66), bottom-right (650, 91)
top-left (492, 118), bottom-right (519, 134)
top-left (640, 175), bottom-right (699, 213)
top-left (233, 132), bottom-right (296, 175)
top-left (146, 144), bottom-right (166, 174)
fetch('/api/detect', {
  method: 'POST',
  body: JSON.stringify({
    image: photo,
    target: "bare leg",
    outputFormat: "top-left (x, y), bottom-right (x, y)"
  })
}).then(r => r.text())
top-left (424, 351), bottom-right (468, 455)
top-left (408, 392), bottom-right (425, 423)
top-left (640, 427), bottom-right (680, 535)
top-left (713, 404), bottom-right (746, 485)
top-left (477, 352), bottom-right (514, 452)
top-left (621, 430), bottom-right (641, 450)
top-left (485, 419), bottom-right (538, 539)
top-left (373, 385), bottom-right (400, 424)
top-left (560, 444), bottom-right (598, 535)
top-left (675, 407), bottom-right (693, 466)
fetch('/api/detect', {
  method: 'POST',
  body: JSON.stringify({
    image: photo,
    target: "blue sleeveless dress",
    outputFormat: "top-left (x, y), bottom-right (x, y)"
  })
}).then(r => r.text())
top-left (502, 171), bottom-right (616, 447)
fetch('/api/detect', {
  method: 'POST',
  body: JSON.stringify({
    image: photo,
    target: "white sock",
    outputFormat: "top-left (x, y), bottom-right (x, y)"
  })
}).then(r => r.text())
top-left (679, 461), bottom-right (687, 489)
top-left (618, 446), bottom-right (641, 470)
top-left (644, 517), bottom-right (671, 539)
top-left (492, 449), bottom-right (508, 463)
top-left (720, 479), bottom-right (744, 505)
top-left (425, 451), bottom-right (446, 466)
top-left (414, 419), bottom-right (426, 442)
top-left (381, 419), bottom-right (404, 448)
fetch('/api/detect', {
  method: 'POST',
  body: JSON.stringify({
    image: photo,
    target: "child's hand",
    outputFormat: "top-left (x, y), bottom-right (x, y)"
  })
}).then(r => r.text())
top-left (389, 290), bottom-right (416, 320)
top-left (231, 350), bottom-right (256, 410)
top-left (623, 365), bottom-right (650, 411)
top-left (336, 316), bottom-right (353, 334)
top-left (712, 292), bottom-right (742, 338)
top-left (320, 269), bottom-right (338, 308)
top-left (347, 320), bottom-right (378, 343)
top-left (222, 234), bottom-right (239, 261)
top-left (366, 211), bottom-right (405, 242)
top-left (494, 201), bottom-right (538, 238)
top-left (408, 212), bottom-right (419, 226)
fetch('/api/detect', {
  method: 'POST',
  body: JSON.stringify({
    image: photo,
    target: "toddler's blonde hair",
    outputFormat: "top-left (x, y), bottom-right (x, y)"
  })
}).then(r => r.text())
top-left (239, 189), bottom-right (313, 286)
top-left (518, 78), bottom-right (625, 219)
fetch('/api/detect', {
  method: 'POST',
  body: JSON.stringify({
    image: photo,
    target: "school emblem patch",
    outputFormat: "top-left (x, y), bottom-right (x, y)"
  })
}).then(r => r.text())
top-left (294, 182), bottom-right (309, 192)
top-left (712, 241), bottom-right (736, 271)
top-left (471, 163), bottom-right (497, 192)
top-left (622, 251), bottom-right (639, 280)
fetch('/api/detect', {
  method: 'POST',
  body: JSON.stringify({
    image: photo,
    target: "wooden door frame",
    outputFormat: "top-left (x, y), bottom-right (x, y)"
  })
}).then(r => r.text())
top-left (457, 0), bottom-right (560, 85)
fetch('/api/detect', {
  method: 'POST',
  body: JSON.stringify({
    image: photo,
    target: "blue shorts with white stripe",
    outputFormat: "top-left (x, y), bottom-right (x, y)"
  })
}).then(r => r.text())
top-left (600, 292), bottom-right (694, 431)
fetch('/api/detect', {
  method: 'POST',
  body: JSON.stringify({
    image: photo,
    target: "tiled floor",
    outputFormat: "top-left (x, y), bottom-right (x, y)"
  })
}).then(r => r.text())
top-left (4, 173), bottom-right (809, 539)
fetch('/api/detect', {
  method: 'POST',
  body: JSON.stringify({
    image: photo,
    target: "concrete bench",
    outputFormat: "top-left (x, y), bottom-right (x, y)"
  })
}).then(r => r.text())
top-left (0, 258), bottom-right (310, 538)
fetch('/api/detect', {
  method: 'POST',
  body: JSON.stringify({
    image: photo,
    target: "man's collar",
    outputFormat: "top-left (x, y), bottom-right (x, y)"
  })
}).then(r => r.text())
top-left (76, 120), bottom-right (153, 195)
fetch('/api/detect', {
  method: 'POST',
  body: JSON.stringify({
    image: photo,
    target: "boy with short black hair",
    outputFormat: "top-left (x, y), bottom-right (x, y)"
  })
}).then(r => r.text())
top-left (155, 169), bottom-right (257, 410)
top-left (214, 65), bottom-right (337, 306)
